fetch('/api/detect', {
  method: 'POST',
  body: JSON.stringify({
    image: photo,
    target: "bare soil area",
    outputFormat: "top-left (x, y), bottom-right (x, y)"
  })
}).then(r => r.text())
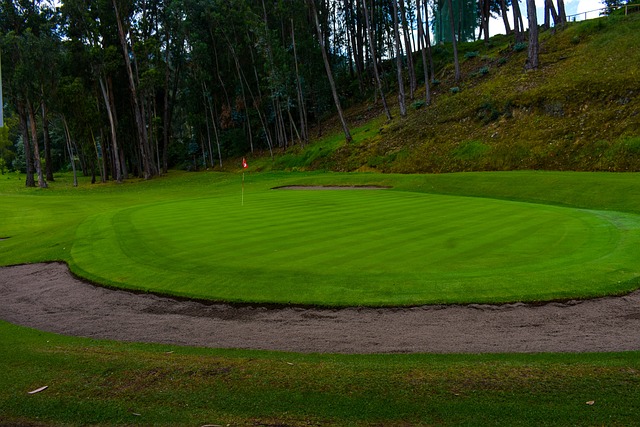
top-left (1, 262), bottom-right (639, 353)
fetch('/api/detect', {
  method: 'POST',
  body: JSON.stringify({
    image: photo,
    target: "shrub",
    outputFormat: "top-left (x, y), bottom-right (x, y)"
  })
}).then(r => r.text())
top-left (473, 66), bottom-right (490, 77)
top-left (412, 100), bottom-right (426, 110)
top-left (453, 140), bottom-right (490, 161)
top-left (621, 136), bottom-right (640, 155)
top-left (465, 51), bottom-right (479, 59)
top-left (450, 87), bottom-right (460, 94)
top-left (513, 42), bottom-right (528, 52)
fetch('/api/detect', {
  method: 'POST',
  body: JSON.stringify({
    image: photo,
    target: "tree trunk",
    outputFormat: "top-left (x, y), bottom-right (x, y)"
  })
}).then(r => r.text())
top-left (545, 0), bottom-right (559, 29)
top-left (18, 101), bottom-right (35, 187)
top-left (416, 0), bottom-right (432, 105)
top-left (291, 20), bottom-right (309, 145)
top-left (482, 0), bottom-right (490, 43)
top-left (526, 0), bottom-right (540, 70)
top-left (26, 99), bottom-right (47, 188)
top-left (399, 0), bottom-right (416, 100)
top-left (99, 77), bottom-right (123, 182)
top-left (40, 99), bottom-right (54, 181)
top-left (447, 0), bottom-right (461, 82)
top-left (61, 115), bottom-right (78, 187)
top-left (113, 0), bottom-right (154, 179)
top-left (362, 0), bottom-right (392, 120)
top-left (513, 0), bottom-right (525, 43)
top-left (499, 0), bottom-right (512, 35)
top-left (391, 0), bottom-right (407, 116)
top-left (557, 0), bottom-right (567, 25)
top-left (308, 0), bottom-right (352, 142)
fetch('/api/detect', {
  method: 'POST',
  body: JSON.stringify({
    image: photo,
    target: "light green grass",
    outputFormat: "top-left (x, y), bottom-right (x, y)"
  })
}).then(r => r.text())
top-left (2, 171), bottom-right (640, 426)
top-left (1, 321), bottom-right (639, 426)
top-left (2, 170), bottom-right (640, 306)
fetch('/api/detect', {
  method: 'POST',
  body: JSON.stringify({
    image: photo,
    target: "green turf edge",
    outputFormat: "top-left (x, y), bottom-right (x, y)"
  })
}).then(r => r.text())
top-left (1, 321), bottom-right (639, 426)
top-left (3, 170), bottom-right (640, 307)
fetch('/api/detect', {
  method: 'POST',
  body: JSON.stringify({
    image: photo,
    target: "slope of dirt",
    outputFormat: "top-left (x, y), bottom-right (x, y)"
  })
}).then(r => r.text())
top-left (1, 263), bottom-right (639, 354)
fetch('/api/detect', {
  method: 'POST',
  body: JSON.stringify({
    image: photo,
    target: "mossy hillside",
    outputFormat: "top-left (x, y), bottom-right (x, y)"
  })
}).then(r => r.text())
top-left (271, 14), bottom-right (640, 174)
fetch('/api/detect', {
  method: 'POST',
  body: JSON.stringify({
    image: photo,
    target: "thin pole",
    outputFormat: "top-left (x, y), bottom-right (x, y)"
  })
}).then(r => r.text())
top-left (242, 172), bottom-right (245, 206)
top-left (0, 49), bottom-right (4, 128)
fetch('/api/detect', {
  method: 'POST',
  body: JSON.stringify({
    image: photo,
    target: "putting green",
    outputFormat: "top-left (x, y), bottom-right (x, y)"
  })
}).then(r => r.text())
top-left (70, 187), bottom-right (640, 306)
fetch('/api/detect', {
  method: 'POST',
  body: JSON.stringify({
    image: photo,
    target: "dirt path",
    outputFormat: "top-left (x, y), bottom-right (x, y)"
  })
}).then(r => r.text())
top-left (1, 262), bottom-right (639, 354)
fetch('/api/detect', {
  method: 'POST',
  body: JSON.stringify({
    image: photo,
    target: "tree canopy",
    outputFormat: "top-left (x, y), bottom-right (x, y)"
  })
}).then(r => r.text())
top-left (0, 0), bottom-right (556, 184)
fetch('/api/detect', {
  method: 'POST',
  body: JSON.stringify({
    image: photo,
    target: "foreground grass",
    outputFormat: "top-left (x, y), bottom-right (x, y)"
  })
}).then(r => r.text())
top-left (1, 321), bottom-right (639, 426)
top-left (2, 170), bottom-right (640, 306)
top-left (2, 171), bottom-right (640, 425)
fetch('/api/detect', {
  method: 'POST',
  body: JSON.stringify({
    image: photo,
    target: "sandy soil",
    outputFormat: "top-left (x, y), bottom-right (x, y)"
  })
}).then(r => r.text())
top-left (1, 262), bottom-right (639, 354)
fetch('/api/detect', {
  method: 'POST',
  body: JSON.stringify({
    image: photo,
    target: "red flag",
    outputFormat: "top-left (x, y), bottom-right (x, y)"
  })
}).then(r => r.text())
top-left (242, 157), bottom-right (248, 169)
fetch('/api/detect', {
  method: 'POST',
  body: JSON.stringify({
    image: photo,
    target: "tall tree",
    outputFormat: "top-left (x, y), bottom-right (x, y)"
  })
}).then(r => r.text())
top-left (112, 0), bottom-right (156, 179)
top-left (391, 0), bottom-right (407, 116)
top-left (362, 0), bottom-right (392, 120)
top-left (416, 0), bottom-right (432, 105)
top-left (447, 0), bottom-right (461, 82)
top-left (512, 0), bottom-right (525, 43)
top-left (308, 0), bottom-right (352, 143)
top-left (525, 0), bottom-right (539, 70)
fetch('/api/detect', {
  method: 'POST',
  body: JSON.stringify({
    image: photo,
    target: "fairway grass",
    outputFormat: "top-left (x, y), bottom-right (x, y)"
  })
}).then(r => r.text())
top-left (1, 321), bottom-right (639, 426)
top-left (2, 170), bottom-right (640, 306)
top-left (2, 170), bottom-right (640, 426)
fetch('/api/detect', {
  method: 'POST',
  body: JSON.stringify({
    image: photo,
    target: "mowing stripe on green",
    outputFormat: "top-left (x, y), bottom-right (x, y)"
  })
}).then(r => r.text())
top-left (70, 187), bottom-right (640, 306)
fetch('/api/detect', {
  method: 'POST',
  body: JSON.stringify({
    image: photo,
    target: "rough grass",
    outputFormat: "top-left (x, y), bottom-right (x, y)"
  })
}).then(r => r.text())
top-left (1, 321), bottom-right (639, 426)
top-left (280, 14), bottom-right (640, 174)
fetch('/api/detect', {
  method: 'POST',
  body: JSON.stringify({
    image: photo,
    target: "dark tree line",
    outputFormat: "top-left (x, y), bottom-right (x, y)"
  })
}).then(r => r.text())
top-left (1, 0), bottom-right (556, 187)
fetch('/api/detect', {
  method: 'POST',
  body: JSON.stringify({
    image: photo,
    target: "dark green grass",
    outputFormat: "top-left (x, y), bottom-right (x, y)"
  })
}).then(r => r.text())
top-left (2, 170), bottom-right (640, 306)
top-left (2, 321), bottom-right (639, 426)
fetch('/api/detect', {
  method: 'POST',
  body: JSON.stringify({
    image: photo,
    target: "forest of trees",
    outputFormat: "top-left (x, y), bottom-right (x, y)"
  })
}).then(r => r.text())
top-left (0, 0), bottom-right (612, 187)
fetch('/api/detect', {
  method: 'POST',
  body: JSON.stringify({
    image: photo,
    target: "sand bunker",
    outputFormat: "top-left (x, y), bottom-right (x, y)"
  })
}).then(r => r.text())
top-left (1, 262), bottom-right (639, 354)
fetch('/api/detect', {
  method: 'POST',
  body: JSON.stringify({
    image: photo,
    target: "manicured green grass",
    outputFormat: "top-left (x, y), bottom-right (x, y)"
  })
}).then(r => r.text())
top-left (2, 171), bottom-right (640, 426)
top-left (2, 321), bottom-right (639, 426)
top-left (2, 170), bottom-right (640, 306)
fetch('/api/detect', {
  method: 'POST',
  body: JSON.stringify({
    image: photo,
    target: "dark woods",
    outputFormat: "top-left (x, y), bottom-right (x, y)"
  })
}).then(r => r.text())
top-left (0, 0), bottom-right (569, 186)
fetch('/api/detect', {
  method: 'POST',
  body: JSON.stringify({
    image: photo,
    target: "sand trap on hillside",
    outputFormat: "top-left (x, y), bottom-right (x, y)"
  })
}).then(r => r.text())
top-left (1, 262), bottom-right (639, 354)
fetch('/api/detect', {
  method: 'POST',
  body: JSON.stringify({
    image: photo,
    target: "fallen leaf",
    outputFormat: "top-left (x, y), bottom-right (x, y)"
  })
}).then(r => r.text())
top-left (586, 400), bottom-right (595, 406)
top-left (28, 386), bottom-right (48, 394)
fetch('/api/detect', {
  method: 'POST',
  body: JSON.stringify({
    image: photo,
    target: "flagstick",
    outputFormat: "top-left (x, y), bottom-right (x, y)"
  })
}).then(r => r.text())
top-left (242, 171), bottom-right (245, 206)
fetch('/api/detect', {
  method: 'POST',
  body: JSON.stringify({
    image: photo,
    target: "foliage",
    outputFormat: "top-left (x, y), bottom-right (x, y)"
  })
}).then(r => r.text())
top-left (432, 0), bottom-right (479, 43)
top-left (513, 41), bottom-right (528, 51)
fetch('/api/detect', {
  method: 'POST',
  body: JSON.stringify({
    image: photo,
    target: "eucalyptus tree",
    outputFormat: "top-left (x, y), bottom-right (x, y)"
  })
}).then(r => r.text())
top-left (60, 0), bottom-right (126, 182)
top-left (416, 0), bottom-right (432, 105)
top-left (512, 0), bottom-right (525, 43)
top-left (0, 0), bottom-right (52, 188)
top-left (112, 0), bottom-right (156, 179)
top-left (391, 0), bottom-right (407, 116)
top-left (446, 0), bottom-right (461, 82)
top-left (308, 0), bottom-right (352, 143)
top-left (362, 0), bottom-right (392, 120)
top-left (525, 0), bottom-right (539, 69)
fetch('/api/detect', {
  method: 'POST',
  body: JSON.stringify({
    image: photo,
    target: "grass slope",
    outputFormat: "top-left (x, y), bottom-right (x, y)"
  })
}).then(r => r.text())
top-left (2, 170), bottom-right (640, 306)
top-left (256, 14), bottom-right (640, 174)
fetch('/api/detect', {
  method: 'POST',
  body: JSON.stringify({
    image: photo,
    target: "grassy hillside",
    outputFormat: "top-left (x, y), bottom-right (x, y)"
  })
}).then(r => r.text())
top-left (255, 13), bottom-right (640, 174)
